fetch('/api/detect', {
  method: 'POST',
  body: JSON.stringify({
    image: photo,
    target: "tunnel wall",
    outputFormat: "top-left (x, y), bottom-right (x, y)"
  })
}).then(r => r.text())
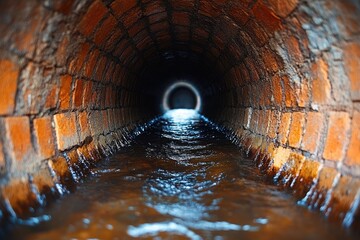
top-left (204, 0), bottom-right (360, 225)
top-left (0, 0), bottom-right (359, 227)
top-left (0, 0), bottom-right (155, 220)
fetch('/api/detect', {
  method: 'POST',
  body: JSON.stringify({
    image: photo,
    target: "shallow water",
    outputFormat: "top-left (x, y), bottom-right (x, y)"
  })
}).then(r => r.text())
top-left (3, 109), bottom-right (357, 239)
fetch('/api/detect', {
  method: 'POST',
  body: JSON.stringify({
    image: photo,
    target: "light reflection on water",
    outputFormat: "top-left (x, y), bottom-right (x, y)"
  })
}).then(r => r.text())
top-left (4, 109), bottom-right (357, 240)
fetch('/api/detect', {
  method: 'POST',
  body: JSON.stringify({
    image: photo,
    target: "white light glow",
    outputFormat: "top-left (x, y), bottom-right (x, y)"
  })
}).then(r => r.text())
top-left (162, 81), bottom-right (201, 112)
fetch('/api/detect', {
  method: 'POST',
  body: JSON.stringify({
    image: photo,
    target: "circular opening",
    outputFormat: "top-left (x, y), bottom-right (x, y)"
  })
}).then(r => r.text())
top-left (162, 81), bottom-right (201, 112)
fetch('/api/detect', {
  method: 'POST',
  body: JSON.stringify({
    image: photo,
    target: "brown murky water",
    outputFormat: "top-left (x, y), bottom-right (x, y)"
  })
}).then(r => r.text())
top-left (3, 110), bottom-right (358, 239)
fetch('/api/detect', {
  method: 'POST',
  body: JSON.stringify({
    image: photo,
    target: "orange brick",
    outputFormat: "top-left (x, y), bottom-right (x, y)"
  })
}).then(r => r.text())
top-left (78, 111), bottom-right (91, 142)
top-left (302, 112), bottom-right (324, 154)
top-left (277, 112), bottom-right (291, 145)
top-left (72, 79), bottom-right (84, 109)
top-left (78, 0), bottom-right (107, 36)
top-left (0, 60), bottom-right (19, 115)
top-left (48, 156), bottom-right (72, 186)
top-left (44, 84), bottom-right (58, 110)
top-left (54, 113), bottom-right (79, 151)
top-left (285, 35), bottom-right (303, 63)
top-left (346, 111), bottom-right (360, 165)
top-left (262, 48), bottom-right (279, 73)
top-left (283, 76), bottom-right (296, 107)
top-left (311, 58), bottom-right (331, 105)
top-left (33, 117), bottom-right (55, 159)
top-left (3, 116), bottom-right (33, 162)
top-left (268, 110), bottom-right (280, 139)
top-left (82, 81), bottom-right (93, 107)
top-left (288, 112), bottom-right (305, 148)
top-left (1, 180), bottom-right (38, 217)
top-left (59, 75), bottom-right (72, 110)
top-left (323, 112), bottom-right (351, 161)
top-left (267, 0), bottom-right (298, 18)
top-left (271, 75), bottom-right (283, 105)
top-left (297, 81), bottom-right (309, 107)
top-left (0, 141), bottom-right (5, 173)
top-left (344, 42), bottom-right (360, 100)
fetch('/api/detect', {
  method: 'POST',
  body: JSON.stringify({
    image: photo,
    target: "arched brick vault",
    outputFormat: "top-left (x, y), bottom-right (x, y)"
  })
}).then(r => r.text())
top-left (0, 0), bottom-right (359, 226)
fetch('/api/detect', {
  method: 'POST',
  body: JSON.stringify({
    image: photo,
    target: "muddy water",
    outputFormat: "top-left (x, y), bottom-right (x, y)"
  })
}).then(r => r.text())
top-left (4, 110), bottom-right (357, 239)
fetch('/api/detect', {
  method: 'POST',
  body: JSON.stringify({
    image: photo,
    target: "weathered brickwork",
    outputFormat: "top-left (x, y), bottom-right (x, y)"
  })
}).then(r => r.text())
top-left (0, 0), bottom-right (358, 228)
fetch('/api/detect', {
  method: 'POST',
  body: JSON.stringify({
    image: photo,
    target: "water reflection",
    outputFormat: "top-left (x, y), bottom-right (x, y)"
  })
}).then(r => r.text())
top-left (4, 110), bottom-right (357, 240)
top-left (131, 109), bottom-right (250, 238)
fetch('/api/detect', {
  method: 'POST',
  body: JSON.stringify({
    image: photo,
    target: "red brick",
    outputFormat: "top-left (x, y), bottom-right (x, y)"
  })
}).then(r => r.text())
top-left (51, 0), bottom-right (74, 15)
top-left (72, 79), bottom-right (84, 109)
top-left (343, 42), bottom-right (360, 100)
top-left (0, 60), bottom-right (19, 115)
top-left (111, 0), bottom-right (137, 17)
top-left (311, 58), bottom-right (331, 105)
top-left (228, 3), bottom-right (250, 26)
top-left (94, 14), bottom-right (117, 46)
top-left (245, 20), bottom-right (268, 47)
top-left (84, 49), bottom-right (100, 78)
top-left (170, 0), bottom-right (195, 10)
top-left (3, 116), bottom-right (33, 162)
top-left (346, 111), bottom-right (360, 165)
top-left (172, 12), bottom-right (191, 26)
top-left (252, 2), bottom-right (282, 33)
top-left (199, 0), bottom-right (223, 18)
top-left (271, 75), bottom-right (283, 105)
top-left (144, 1), bottom-right (166, 16)
top-left (301, 112), bottom-right (324, 154)
top-left (54, 112), bottom-right (79, 151)
top-left (267, 0), bottom-right (298, 18)
top-left (262, 48), bottom-right (279, 73)
top-left (78, 0), bottom-right (107, 36)
top-left (288, 112), bottom-right (305, 148)
top-left (323, 112), bottom-right (351, 161)
top-left (33, 117), bottom-right (55, 159)
top-left (69, 42), bottom-right (91, 74)
top-left (56, 35), bottom-right (70, 66)
top-left (82, 81), bottom-right (93, 107)
top-left (278, 112), bottom-right (291, 145)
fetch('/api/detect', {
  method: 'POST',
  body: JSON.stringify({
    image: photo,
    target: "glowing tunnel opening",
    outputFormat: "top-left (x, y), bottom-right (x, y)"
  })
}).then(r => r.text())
top-left (162, 81), bottom-right (202, 112)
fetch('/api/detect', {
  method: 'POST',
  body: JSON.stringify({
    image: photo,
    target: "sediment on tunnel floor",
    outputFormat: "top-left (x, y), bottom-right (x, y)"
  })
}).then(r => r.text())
top-left (0, 0), bottom-right (359, 228)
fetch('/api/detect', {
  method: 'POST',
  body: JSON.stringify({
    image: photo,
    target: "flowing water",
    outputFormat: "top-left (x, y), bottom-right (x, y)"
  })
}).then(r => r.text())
top-left (3, 109), bottom-right (358, 239)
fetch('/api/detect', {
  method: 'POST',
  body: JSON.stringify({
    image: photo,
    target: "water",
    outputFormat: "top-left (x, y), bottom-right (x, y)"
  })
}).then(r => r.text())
top-left (3, 109), bottom-right (357, 239)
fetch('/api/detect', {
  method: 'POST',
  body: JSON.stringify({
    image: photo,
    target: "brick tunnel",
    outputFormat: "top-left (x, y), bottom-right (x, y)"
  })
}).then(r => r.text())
top-left (0, 0), bottom-right (359, 232)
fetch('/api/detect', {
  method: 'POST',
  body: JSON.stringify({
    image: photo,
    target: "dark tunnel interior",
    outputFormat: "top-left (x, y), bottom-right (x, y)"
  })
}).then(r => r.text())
top-left (0, 0), bottom-right (359, 235)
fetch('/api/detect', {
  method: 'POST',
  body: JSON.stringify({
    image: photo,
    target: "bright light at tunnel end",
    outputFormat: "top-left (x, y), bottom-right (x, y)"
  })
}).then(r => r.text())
top-left (162, 81), bottom-right (202, 113)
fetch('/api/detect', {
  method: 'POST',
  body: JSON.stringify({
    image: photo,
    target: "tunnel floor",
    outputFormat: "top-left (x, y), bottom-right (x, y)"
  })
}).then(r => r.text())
top-left (3, 110), bottom-right (357, 239)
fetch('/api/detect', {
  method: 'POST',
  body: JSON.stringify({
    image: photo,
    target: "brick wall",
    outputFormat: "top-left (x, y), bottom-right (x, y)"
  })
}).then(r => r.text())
top-left (0, 0), bottom-right (359, 227)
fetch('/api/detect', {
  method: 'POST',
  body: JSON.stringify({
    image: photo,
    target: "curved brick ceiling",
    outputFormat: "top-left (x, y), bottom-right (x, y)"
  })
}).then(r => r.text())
top-left (0, 0), bottom-right (359, 227)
